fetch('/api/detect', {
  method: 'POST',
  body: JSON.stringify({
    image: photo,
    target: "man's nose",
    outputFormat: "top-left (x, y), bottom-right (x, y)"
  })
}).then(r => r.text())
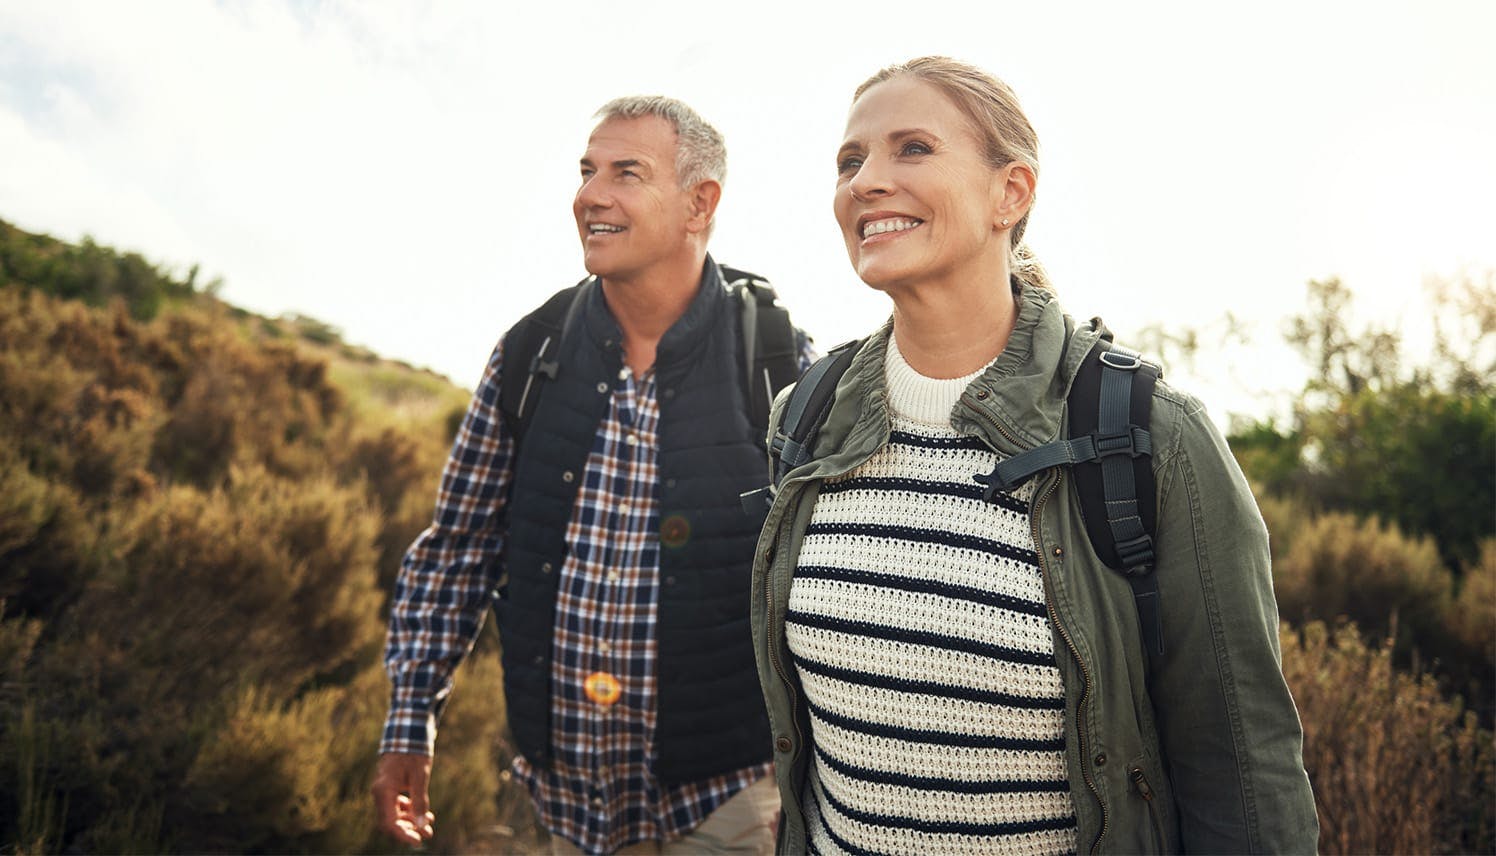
top-left (575, 176), bottom-right (612, 209)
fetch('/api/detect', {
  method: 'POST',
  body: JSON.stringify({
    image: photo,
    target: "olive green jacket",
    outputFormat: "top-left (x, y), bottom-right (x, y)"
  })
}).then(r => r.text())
top-left (750, 287), bottom-right (1319, 854)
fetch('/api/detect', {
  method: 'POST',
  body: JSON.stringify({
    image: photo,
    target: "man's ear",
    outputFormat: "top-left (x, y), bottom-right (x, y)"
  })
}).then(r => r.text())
top-left (686, 179), bottom-right (722, 234)
top-left (994, 162), bottom-right (1035, 230)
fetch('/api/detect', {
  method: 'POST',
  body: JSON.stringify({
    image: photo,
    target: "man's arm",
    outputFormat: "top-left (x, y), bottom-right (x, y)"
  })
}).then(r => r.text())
top-left (374, 339), bottom-right (515, 844)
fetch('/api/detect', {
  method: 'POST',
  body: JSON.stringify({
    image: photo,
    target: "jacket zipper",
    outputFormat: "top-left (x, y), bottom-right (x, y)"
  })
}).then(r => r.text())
top-left (764, 490), bottom-right (804, 756)
top-left (1130, 766), bottom-right (1166, 850)
top-left (967, 399), bottom-right (1108, 854)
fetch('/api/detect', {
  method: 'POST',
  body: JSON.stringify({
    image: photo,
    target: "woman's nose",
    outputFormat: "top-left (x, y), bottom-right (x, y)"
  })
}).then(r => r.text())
top-left (848, 156), bottom-right (892, 201)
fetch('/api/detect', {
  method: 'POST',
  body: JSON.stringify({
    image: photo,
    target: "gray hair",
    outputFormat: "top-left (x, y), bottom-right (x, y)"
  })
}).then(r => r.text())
top-left (594, 95), bottom-right (727, 191)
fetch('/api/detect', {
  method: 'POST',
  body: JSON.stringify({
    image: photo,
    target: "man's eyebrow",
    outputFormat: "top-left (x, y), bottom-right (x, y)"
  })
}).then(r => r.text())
top-left (612, 159), bottom-right (646, 171)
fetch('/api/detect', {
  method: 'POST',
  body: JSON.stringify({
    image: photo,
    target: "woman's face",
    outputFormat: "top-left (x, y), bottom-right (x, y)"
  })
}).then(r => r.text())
top-left (833, 75), bottom-right (1011, 296)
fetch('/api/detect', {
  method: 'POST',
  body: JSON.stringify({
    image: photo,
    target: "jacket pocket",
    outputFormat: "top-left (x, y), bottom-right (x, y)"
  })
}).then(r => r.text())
top-left (1128, 764), bottom-right (1167, 853)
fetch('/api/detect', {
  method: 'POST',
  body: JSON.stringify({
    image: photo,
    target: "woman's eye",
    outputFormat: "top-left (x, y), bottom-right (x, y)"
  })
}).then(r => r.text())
top-left (837, 155), bottom-right (863, 174)
top-left (901, 141), bottom-right (933, 156)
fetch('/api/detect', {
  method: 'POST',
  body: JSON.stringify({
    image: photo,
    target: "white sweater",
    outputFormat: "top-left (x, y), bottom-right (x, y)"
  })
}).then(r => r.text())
top-left (785, 334), bottom-right (1078, 856)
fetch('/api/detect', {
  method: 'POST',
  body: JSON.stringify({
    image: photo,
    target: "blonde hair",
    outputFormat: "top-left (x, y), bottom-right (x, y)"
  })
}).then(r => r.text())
top-left (854, 57), bottom-right (1050, 291)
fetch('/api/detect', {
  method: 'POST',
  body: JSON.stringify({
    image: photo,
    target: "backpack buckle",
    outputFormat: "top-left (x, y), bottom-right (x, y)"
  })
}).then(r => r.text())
top-left (1099, 349), bottom-right (1142, 371)
top-left (1116, 533), bottom-right (1155, 573)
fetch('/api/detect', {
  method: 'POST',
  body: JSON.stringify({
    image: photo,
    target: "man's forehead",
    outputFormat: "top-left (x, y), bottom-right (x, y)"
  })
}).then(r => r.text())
top-left (582, 115), bottom-right (679, 162)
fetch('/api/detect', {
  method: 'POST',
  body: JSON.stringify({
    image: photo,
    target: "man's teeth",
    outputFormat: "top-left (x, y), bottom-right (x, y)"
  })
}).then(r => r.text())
top-left (862, 218), bottom-right (922, 238)
top-left (590, 224), bottom-right (625, 234)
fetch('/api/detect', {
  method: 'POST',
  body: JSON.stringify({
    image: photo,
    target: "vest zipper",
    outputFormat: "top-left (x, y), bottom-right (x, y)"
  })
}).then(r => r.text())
top-left (1130, 766), bottom-right (1166, 850)
top-left (964, 398), bottom-right (1109, 854)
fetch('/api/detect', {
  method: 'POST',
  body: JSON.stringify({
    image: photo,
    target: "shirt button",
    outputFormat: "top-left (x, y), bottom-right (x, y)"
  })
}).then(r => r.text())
top-left (596, 381), bottom-right (609, 394)
top-left (590, 796), bottom-right (604, 809)
top-left (607, 571), bottom-right (621, 582)
top-left (618, 367), bottom-right (629, 380)
top-left (626, 434), bottom-right (637, 446)
top-left (599, 641), bottom-right (612, 653)
top-left (619, 503), bottom-right (630, 514)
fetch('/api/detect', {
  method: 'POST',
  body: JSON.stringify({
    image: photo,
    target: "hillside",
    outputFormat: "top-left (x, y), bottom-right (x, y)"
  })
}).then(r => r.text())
top-left (0, 219), bottom-right (1491, 854)
top-left (0, 219), bottom-right (523, 853)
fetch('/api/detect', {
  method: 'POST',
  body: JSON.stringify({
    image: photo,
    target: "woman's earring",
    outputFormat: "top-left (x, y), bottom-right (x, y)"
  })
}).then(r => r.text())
top-left (1001, 218), bottom-right (1010, 227)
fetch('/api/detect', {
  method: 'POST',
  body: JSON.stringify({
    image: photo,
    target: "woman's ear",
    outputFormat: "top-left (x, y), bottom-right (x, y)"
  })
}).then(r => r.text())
top-left (994, 162), bottom-right (1035, 230)
top-left (686, 179), bottom-right (722, 235)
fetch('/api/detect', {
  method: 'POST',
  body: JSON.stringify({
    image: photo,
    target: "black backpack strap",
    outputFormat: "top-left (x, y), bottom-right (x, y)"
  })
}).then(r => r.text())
top-left (497, 279), bottom-right (590, 445)
top-left (973, 338), bottom-right (1163, 660)
top-left (723, 265), bottom-right (801, 434)
top-left (739, 338), bottom-right (862, 518)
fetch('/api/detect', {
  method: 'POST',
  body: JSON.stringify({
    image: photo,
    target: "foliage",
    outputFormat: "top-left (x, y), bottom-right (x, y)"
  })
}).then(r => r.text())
top-left (0, 218), bottom-right (198, 321)
top-left (1281, 620), bottom-right (1495, 855)
top-left (0, 225), bottom-right (505, 854)
top-left (1233, 275), bottom-right (1496, 568)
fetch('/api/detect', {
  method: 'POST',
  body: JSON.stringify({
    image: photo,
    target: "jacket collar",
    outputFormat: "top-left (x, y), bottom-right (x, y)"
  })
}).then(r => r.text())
top-left (813, 285), bottom-right (1107, 468)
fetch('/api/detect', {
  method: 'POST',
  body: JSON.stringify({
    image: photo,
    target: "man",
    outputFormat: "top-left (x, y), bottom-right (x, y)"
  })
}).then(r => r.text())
top-left (372, 96), bottom-right (813, 855)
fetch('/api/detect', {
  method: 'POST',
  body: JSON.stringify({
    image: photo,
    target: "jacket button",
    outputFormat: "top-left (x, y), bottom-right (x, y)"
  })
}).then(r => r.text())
top-left (1053, 546), bottom-right (1064, 558)
top-left (532, 655), bottom-right (545, 666)
top-left (1094, 753), bottom-right (1107, 767)
top-left (596, 382), bottom-right (609, 394)
top-left (562, 470), bottom-right (575, 483)
top-left (664, 575), bottom-right (676, 586)
top-left (775, 736), bottom-right (793, 753)
top-left (666, 478), bottom-right (677, 489)
top-left (541, 562), bottom-right (553, 575)
top-left (664, 388), bottom-right (676, 400)
top-left (976, 388), bottom-right (990, 400)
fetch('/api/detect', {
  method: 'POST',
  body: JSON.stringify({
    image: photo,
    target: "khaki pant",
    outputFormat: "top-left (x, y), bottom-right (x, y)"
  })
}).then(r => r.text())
top-left (539, 776), bottom-right (779, 855)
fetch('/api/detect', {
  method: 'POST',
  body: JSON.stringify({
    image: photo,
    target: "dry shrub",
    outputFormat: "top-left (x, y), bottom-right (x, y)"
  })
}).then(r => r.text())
top-left (178, 665), bottom-right (388, 853)
top-left (1282, 620), bottom-right (1495, 854)
top-left (1454, 540), bottom-right (1496, 670)
top-left (95, 466), bottom-right (385, 703)
top-left (1274, 511), bottom-right (1455, 656)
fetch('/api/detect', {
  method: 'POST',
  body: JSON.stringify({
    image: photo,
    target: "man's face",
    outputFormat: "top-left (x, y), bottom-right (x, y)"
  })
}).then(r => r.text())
top-left (573, 115), bottom-right (697, 283)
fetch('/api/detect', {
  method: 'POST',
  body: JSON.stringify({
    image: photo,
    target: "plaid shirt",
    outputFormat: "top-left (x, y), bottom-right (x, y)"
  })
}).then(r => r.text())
top-left (383, 315), bottom-right (813, 854)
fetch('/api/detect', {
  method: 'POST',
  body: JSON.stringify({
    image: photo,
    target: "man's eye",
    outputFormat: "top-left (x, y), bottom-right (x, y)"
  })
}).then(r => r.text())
top-left (621, 169), bottom-right (639, 179)
top-left (900, 141), bottom-right (933, 156)
top-left (580, 169), bottom-right (595, 181)
top-left (837, 156), bottom-right (863, 174)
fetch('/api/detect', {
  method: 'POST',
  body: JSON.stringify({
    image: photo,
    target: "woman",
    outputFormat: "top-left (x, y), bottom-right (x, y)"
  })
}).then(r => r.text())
top-left (751, 57), bottom-right (1319, 855)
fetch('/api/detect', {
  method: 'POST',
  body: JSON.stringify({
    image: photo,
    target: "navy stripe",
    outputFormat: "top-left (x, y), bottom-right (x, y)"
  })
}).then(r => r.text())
top-left (804, 522), bottom-right (1039, 566)
top-left (787, 609), bottom-right (1057, 668)
top-left (820, 476), bottom-right (1029, 516)
top-left (815, 744), bottom-right (1071, 795)
top-left (887, 430), bottom-right (990, 451)
top-left (807, 697), bottom-right (1067, 752)
top-left (818, 776), bottom-right (1079, 838)
top-left (810, 785), bottom-right (885, 856)
top-left (792, 651), bottom-right (1065, 710)
top-left (795, 564), bottom-right (1048, 618)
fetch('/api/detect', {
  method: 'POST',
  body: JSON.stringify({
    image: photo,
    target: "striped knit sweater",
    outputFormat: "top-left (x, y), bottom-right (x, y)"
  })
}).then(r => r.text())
top-left (785, 333), bottom-right (1079, 856)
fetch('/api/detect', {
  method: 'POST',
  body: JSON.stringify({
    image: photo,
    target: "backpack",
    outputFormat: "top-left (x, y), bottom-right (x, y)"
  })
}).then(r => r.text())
top-left (497, 265), bottom-right (802, 445)
top-left (744, 336), bottom-right (1166, 663)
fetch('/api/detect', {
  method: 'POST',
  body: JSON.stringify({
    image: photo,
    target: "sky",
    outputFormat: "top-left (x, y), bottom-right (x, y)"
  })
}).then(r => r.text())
top-left (2, 0), bottom-right (1493, 425)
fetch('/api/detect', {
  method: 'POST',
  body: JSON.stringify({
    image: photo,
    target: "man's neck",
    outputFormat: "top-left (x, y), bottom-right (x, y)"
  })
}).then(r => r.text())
top-left (599, 250), bottom-right (708, 376)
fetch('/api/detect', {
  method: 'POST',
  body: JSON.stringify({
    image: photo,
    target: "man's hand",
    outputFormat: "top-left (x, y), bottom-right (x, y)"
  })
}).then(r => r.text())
top-left (372, 752), bottom-right (436, 846)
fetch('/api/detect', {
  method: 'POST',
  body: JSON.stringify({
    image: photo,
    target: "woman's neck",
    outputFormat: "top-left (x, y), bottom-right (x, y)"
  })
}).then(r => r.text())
top-left (889, 273), bottom-right (1018, 379)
